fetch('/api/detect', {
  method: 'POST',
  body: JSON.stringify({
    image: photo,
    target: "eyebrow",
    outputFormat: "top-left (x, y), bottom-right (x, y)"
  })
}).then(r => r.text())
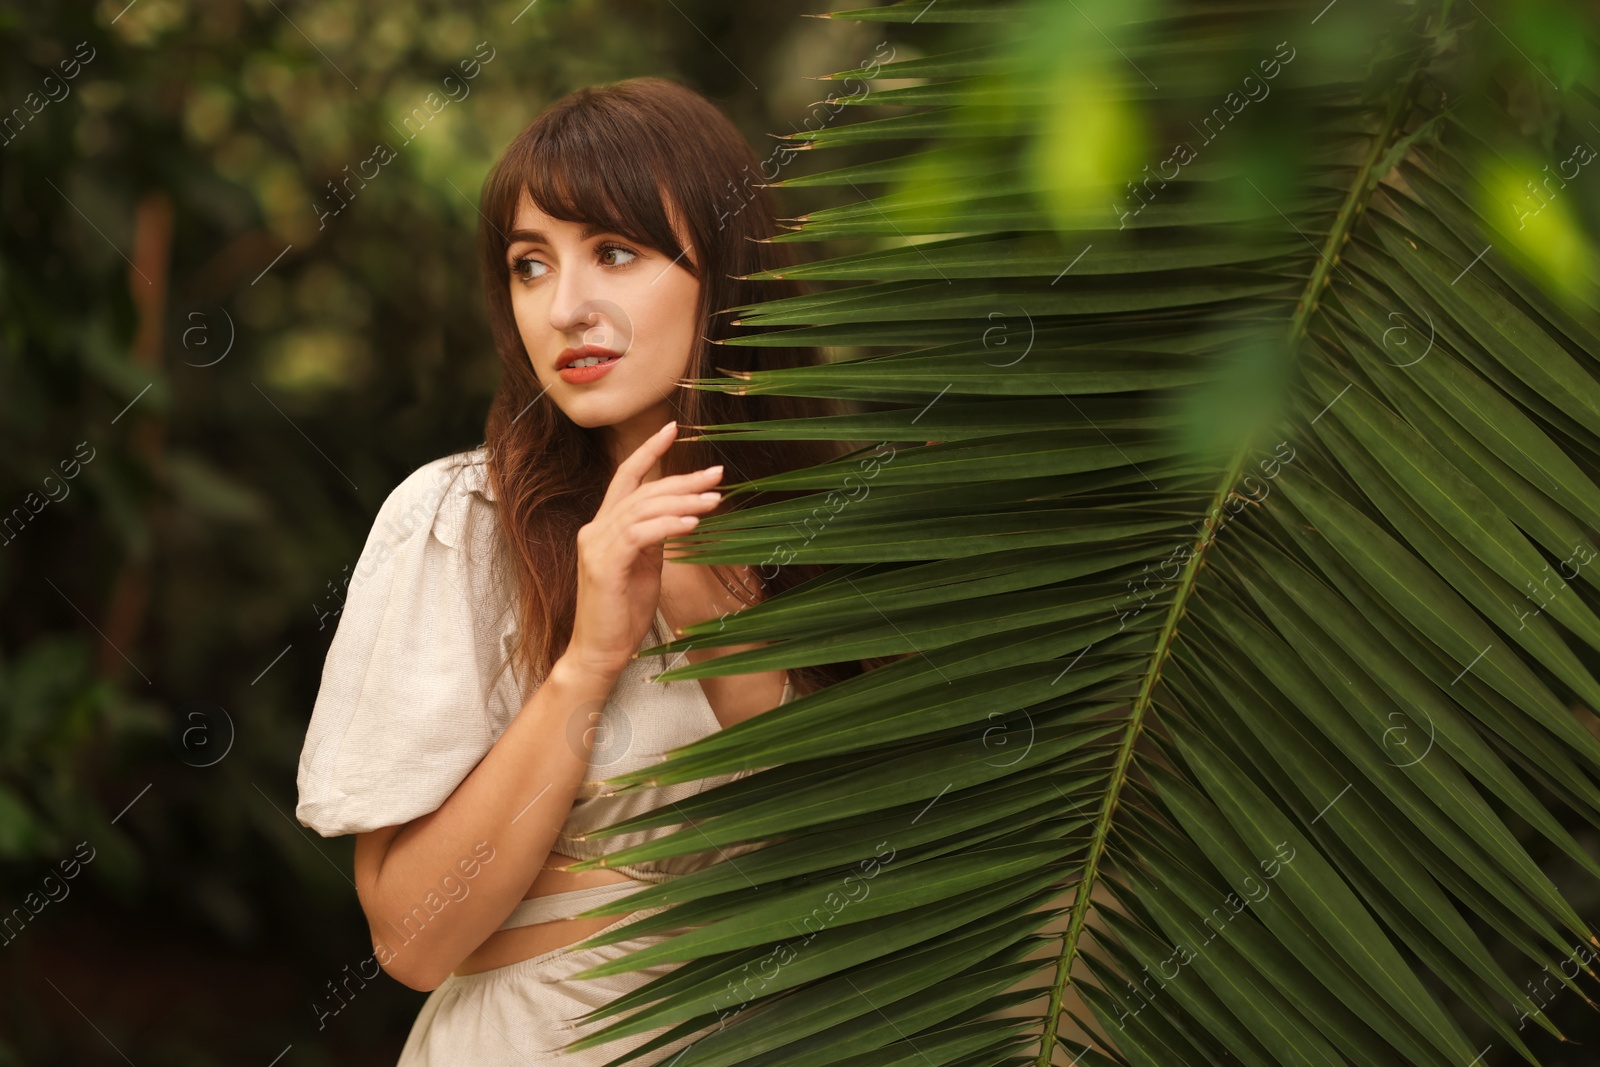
top-left (505, 222), bottom-right (616, 246)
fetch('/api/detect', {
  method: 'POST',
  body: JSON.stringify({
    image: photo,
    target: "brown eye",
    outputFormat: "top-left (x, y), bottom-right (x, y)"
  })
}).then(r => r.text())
top-left (598, 243), bottom-right (638, 267)
top-left (509, 256), bottom-right (546, 282)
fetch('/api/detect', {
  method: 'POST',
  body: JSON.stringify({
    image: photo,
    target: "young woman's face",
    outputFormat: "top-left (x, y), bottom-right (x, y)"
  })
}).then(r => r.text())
top-left (504, 189), bottom-right (701, 461)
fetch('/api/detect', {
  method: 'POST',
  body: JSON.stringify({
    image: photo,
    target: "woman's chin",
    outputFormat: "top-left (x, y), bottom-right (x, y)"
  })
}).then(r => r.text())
top-left (553, 398), bottom-right (654, 432)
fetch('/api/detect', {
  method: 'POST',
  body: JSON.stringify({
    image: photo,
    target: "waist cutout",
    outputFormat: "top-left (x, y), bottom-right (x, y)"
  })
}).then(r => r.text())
top-left (496, 878), bottom-right (655, 931)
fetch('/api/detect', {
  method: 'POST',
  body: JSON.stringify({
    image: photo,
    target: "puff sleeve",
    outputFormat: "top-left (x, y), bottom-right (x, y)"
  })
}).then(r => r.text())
top-left (295, 451), bottom-right (525, 838)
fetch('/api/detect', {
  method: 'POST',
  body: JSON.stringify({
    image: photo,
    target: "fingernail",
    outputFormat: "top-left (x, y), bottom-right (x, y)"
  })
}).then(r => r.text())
top-left (706, 464), bottom-right (723, 475)
top-left (661, 421), bottom-right (677, 435)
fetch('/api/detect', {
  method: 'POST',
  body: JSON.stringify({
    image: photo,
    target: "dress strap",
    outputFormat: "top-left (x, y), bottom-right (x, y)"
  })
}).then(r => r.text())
top-left (496, 879), bottom-right (654, 931)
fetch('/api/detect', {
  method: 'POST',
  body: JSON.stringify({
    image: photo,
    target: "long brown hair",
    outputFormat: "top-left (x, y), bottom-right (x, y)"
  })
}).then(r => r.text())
top-left (477, 76), bottom-right (865, 701)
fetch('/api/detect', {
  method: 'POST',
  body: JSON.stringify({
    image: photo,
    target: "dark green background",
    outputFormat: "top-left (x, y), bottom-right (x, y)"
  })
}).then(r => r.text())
top-left (0, 1), bottom-right (911, 1061)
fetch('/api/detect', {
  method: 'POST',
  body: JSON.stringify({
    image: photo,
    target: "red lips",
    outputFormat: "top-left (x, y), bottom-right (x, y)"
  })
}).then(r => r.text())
top-left (556, 344), bottom-right (625, 370)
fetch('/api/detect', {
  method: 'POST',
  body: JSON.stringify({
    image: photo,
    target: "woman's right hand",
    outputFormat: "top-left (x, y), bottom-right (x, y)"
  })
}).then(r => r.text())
top-left (564, 420), bottom-right (726, 677)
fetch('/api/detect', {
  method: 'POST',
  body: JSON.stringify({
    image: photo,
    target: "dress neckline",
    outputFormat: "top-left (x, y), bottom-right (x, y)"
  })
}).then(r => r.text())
top-left (652, 606), bottom-right (793, 735)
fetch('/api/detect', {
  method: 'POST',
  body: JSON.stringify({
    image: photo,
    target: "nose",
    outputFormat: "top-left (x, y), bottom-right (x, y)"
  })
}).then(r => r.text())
top-left (547, 276), bottom-right (632, 363)
top-left (547, 264), bottom-right (633, 354)
top-left (547, 257), bottom-right (602, 339)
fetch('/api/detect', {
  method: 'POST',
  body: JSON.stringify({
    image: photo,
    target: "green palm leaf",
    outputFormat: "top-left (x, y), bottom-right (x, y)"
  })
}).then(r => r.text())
top-left (553, 0), bottom-right (1600, 1062)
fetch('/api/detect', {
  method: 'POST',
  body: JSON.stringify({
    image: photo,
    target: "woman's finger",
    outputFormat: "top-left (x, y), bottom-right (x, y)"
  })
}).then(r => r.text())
top-left (625, 512), bottom-right (704, 547)
top-left (623, 463), bottom-right (724, 506)
top-left (588, 493), bottom-right (721, 567)
top-left (617, 490), bottom-right (723, 528)
top-left (599, 420), bottom-right (678, 511)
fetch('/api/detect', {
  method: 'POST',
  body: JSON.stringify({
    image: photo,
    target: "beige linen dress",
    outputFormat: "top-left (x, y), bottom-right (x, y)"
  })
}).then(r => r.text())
top-left (295, 448), bottom-right (791, 1065)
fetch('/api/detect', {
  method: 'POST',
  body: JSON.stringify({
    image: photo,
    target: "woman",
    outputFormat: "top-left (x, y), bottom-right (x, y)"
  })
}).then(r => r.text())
top-left (294, 76), bottom-right (872, 1063)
